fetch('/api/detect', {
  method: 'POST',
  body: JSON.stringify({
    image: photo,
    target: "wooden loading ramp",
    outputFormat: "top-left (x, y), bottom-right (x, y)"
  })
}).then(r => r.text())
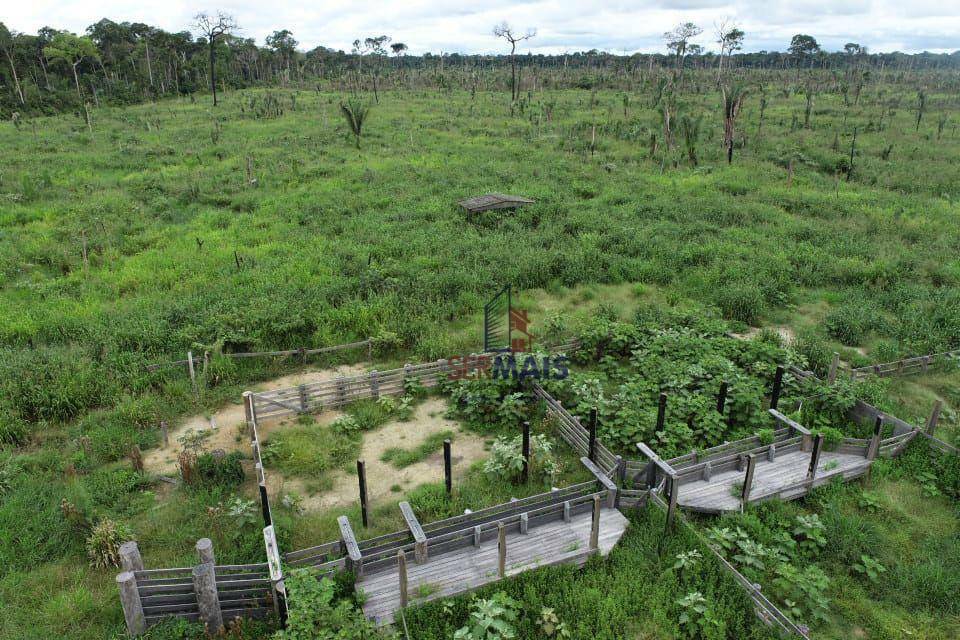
top-left (358, 502), bottom-right (629, 625)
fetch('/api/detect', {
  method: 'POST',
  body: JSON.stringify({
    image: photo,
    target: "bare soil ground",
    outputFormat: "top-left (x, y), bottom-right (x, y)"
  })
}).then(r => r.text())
top-left (144, 365), bottom-right (489, 513)
top-left (143, 363), bottom-right (369, 475)
top-left (730, 325), bottom-right (797, 344)
top-left (275, 397), bottom-right (488, 512)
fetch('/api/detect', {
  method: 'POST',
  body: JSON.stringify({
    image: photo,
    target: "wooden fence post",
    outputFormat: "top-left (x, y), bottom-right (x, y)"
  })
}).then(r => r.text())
top-left (297, 384), bottom-right (307, 413)
top-left (740, 454), bottom-right (757, 506)
top-left (192, 561), bottom-right (223, 634)
top-left (357, 460), bottom-right (369, 528)
top-left (397, 551), bottom-right (408, 608)
top-left (926, 400), bottom-right (943, 436)
top-left (242, 391), bottom-right (255, 437)
top-left (443, 439), bottom-right (452, 494)
top-left (116, 571), bottom-right (146, 636)
top-left (827, 353), bottom-right (840, 384)
top-left (665, 475), bottom-right (678, 533)
top-left (716, 381), bottom-right (728, 414)
top-left (336, 376), bottom-right (346, 407)
top-left (119, 541), bottom-right (144, 572)
top-left (160, 421), bottom-right (169, 448)
top-left (588, 407), bottom-right (598, 462)
top-left (590, 494), bottom-right (601, 551)
top-left (196, 538), bottom-right (216, 565)
top-left (370, 370), bottom-right (379, 399)
top-left (187, 351), bottom-right (198, 396)
top-left (866, 416), bottom-right (883, 460)
top-left (520, 512), bottom-right (529, 534)
top-left (257, 467), bottom-right (272, 527)
top-left (521, 421), bottom-right (530, 483)
top-left (338, 516), bottom-right (364, 578)
top-left (806, 434), bottom-right (824, 480)
top-left (656, 393), bottom-right (668, 433)
top-left (497, 522), bottom-right (506, 578)
top-left (770, 366), bottom-right (784, 410)
top-left (645, 460), bottom-right (657, 489)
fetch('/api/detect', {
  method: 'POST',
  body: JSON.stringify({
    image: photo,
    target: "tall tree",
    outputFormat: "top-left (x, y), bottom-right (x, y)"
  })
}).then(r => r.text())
top-left (44, 32), bottom-right (99, 99)
top-left (390, 42), bottom-right (407, 74)
top-left (664, 22), bottom-right (702, 81)
top-left (266, 29), bottom-right (297, 80)
top-left (715, 22), bottom-right (745, 82)
top-left (493, 22), bottom-right (535, 101)
top-left (194, 12), bottom-right (236, 106)
top-left (788, 34), bottom-right (821, 68)
top-left (0, 22), bottom-right (25, 105)
top-left (363, 35), bottom-right (389, 103)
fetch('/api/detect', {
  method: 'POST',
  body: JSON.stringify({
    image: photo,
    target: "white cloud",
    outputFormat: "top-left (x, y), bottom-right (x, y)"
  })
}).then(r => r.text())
top-left (3, 0), bottom-right (958, 54)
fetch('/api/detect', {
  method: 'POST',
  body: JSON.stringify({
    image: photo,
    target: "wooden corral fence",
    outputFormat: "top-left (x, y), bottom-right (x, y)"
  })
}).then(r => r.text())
top-left (118, 352), bottom-right (950, 636)
top-left (849, 348), bottom-right (960, 380)
top-left (143, 339), bottom-right (374, 396)
top-left (115, 540), bottom-right (275, 635)
top-left (635, 409), bottom-right (915, 515)
top-left (530, 381), bottom-right (621, 477)
top-left (249, 340), bottom-right (580, 421)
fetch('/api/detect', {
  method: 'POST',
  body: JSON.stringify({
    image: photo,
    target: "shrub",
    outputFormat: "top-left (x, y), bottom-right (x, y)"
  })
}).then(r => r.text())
top-left (677, 591), bottom-right (724, 639)
top-left (483, 434), bottom-right (561, 482)
top-left (454, 591), bottom-right (520, 640)
top-left (195, 451), bottom-right (245, 489)
top-left (86, 518), bottom-right (133, 569)
top-left (813, 426), bottom-right (844, 451)
top-left (756, 428), bottom-right (775, 445)
top-left (83, 467), bottom-right (150, 512)
top-left (824, 306), bottom-right (871, 345)
top-left (715, 285), bottom-right (764, 325)
top-left (274, 570), bottom-right (378, 639)
top-left (772, 563), bottom-right (831, 624)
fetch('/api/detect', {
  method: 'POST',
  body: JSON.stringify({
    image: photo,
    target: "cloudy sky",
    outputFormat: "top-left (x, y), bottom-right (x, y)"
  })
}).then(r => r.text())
top-left (4, 1), bottom-right (959, 55)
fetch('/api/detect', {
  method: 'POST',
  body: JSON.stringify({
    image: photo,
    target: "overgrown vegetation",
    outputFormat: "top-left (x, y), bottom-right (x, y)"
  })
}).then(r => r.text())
top-left (1, 29), bottom-right (959, 639)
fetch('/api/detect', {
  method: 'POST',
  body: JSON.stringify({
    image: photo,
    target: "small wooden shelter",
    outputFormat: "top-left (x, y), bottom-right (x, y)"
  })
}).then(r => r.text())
top-left (459, 193), bottom-right (535, 216)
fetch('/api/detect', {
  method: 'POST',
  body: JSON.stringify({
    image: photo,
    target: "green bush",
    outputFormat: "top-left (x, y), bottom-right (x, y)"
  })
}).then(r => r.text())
top-left (82, 467), bottom-right (151, 512)
top-left (195, 452), bottom-right (245, 489)
top-left (715, 285), bottom-right (764, 325)
top-left (813, 426), bottom-right (844, 451)
top-left (274, 570), bottom-right (378, 639)
top-left (824, 306), bottom-right (871, 345)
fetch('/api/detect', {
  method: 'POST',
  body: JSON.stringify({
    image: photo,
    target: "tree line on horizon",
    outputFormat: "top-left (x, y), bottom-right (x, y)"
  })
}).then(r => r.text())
top-left (1, 12), bottom-right (958, 117)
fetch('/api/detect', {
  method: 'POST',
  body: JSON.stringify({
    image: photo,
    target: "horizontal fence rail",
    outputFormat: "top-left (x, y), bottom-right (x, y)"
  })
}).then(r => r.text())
top-left (849, 349), bottom-right (960, 380)
top-left (530, 382), bottom-right (619, 475)
top-left (144, 339), bottom-right (373, 372)
top-left (251, 340), bottom-right (581, 421)
top-left (139, 565), bottom-right (273, 623)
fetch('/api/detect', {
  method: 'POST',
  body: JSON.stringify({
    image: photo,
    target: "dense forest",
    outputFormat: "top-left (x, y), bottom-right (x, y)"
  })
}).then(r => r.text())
top-left (1, 14), bottom-right (959, 117)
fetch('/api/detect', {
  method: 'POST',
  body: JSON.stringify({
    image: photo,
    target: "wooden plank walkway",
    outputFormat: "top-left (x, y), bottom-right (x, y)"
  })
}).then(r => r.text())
top-left (677, 449), bottom-right (871, 513)
top-left (358, 507), bottom-right (629, 625)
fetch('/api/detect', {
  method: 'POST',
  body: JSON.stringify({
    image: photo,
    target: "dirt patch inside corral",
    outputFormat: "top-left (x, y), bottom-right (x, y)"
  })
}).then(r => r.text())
top-left (144, 363), bottom-right (369, 476)
top-left (272, 397), bottom-right (489, 512)
top-left (730, 325), bottom-right (797, 344)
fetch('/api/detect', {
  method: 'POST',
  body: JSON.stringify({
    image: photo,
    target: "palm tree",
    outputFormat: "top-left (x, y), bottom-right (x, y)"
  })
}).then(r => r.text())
top-left (340, 98), bottom-right (370, 149)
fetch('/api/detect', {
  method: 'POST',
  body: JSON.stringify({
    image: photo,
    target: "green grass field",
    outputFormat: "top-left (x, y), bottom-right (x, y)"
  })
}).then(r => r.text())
top-left (1, 74), bottom-right (959, 639)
